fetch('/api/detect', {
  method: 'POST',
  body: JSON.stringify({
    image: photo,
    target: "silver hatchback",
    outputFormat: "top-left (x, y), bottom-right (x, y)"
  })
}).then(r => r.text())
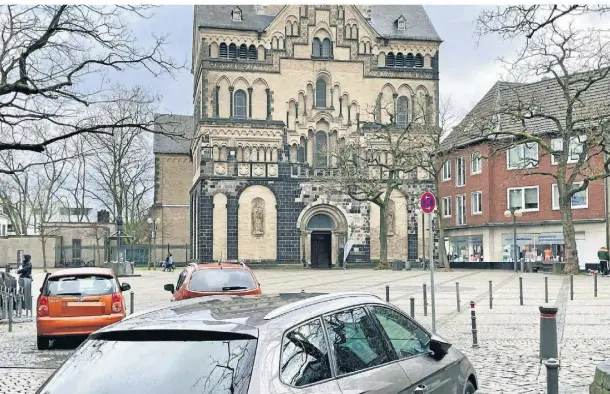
top-left (36, 292), bottom-right (478, 394)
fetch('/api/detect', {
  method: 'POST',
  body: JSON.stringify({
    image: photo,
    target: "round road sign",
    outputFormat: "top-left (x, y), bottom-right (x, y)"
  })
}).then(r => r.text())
top-left (420, 191), bottom-right (436, 214)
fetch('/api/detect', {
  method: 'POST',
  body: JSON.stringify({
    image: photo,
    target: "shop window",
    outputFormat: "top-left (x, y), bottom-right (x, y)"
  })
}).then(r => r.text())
top-left (449, 235), bottom-right (483, 262)
top-left (507, 186), bottom-right (539, 211)
top-left (552, 182), bottom-right (588, 210)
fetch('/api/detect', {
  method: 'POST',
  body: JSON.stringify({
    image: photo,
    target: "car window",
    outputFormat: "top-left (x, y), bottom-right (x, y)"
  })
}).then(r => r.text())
top-left (176, 269), bottom-right (188, 290)
top-left (45, 275), bottom-right (116, 296)
top-left (37, 335), bottom-right (257, 394)
top-left (188, 269), bottom-right (256, 292)
top-left (370, 306), bottom-right (431, 359)
top-left (323, 307), bottom-right (392, 376)
top-left (280, 318), bottom-right (332, 387)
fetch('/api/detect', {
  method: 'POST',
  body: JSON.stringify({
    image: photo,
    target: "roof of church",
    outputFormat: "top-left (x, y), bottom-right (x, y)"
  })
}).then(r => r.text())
top-left (194, 5), bottom-right (441, 42)
top-left (153, 114), bottom-right (195, 155)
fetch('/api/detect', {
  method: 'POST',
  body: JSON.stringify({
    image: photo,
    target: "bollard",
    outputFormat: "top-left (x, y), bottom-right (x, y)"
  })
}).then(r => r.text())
top-left (30, 295), bottom-right (34, 318)
top-left (385, 285), bottom-right (389, 302)
top-left (539, 306), bottom-right (558, 360)
top-left (423, 284), bottom-right (428, 317)
top-left (455, 282), bottom-right (460, 312)
top-left (470, 301), bottom-right (478, 348)
top-left (409, 297), bottom-right (415, 318)
top-left (570, 274), bottom-right (574, 300)
top-left (489, 281), bottom-right (493, 309)
top-left (519, 277), bottom-right (524, 306)
top-left (545, 276), bottom-right (548, 303)
top-left (594, 273), bottom-right (598, 298)
top-left (544, 358), bottom-right (560, 394)
top-left (8, 293), bottom-right (13, 332)
top-left (16, 289), bottom-right (22, 318)
top-left (130, 291), bottom-right (135, 314)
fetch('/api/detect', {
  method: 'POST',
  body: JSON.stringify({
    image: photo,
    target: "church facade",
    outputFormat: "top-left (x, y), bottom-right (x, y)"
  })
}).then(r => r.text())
top-left (188, 5), bottom-right (441, 267)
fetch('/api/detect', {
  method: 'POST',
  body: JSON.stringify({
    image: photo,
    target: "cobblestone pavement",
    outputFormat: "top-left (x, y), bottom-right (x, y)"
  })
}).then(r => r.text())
top-left (0, 267), bottom-right (608, 393)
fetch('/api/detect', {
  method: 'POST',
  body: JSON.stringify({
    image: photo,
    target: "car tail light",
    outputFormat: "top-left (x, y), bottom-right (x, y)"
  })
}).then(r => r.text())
top-left (38, 296), bottom-right (49, 317)
top-left (112, 293), bottom-right (122, 313)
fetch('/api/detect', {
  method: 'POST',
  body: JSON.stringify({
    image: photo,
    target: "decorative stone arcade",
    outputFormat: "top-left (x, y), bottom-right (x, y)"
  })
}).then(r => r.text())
top-left (297, 203), bottom-right (348, 268)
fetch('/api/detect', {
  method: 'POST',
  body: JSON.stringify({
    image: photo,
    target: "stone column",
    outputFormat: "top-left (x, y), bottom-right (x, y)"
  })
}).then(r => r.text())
top-left (331, 230), bottom-right (339, 266)
top-left (215, 86), bottom-right (220, 117)
top-left (307, 136), bottom-right (314, 165)
top-left (347, 104), bottom-right (351, 126)
top-left (247, 87), bottom-right (253, 118)
top-left (229, 86), bottom-right (234, 118)
top-left (301, 230), bottom-right (311, 267)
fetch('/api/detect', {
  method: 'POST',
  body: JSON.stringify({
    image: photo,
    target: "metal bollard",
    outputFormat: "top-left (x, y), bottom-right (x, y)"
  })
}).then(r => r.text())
top-left (130, 291), bottom-right (135, 314)
top-left (570, 274), bottom-right (574, 300)
top-left (8, 293), bottom-right (13, 332)
top-left (423, 284), bottom-right (428, 316)
top-left (519, 277), bottom-right (524, 306)
top-left (594, 273), bottom-right (598, 298)
top-left (539, 306), bottom-right (558, 360)
top-left (470, 301), bottom-right (478, 348)
top-left (545, 276), bottom-right (548, 303)
top-left (410, 297), bottom-right (415, 318)
top-left (16, 289), bottom-right (22, 318)
top-left (385, 285), bottom-right (389, 302)
top-left (455, 282), bottom-right (460, 312)
top-left (30, 296), bottom-right (34, 317)
top-left (544, 358), bottom-right (560, 394)
top-left (489, 281), bottom-right (493, 309)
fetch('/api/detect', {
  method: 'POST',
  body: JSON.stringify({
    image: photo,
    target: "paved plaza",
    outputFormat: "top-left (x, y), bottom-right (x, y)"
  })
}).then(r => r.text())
top-left (1, 267), bottom-right (609, 393)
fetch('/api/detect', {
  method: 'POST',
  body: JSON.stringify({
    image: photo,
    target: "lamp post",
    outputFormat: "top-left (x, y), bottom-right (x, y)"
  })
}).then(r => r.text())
top-left (504, 207), bottom-right (523, 272)
top-left (147, 217), bottom-right (161, 270)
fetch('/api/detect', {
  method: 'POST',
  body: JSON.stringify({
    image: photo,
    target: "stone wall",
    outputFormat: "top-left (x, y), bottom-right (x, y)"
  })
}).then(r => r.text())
top-left (0, 236), bottom-right (59, 268)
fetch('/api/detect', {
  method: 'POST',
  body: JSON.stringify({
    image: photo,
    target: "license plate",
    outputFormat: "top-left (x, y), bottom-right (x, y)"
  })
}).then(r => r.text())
top-left (66, 302), bottom-right (103, 307)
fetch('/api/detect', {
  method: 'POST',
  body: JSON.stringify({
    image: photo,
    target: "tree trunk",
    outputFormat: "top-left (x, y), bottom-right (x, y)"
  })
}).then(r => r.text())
top-left (41, 234), bottom-right (48, 273)
top-left (560, 198), bottom-right (580, 274)
top-left (434, 181), bottom-right (451, 271)
top-left (378, 203), bottom-right (390, 269)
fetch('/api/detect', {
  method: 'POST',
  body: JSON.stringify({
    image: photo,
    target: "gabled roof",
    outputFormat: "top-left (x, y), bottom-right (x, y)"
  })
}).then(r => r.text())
top-left (195, 5), bottom-right (276, 32)
top-left (153, 114), bottom-right (195, 155)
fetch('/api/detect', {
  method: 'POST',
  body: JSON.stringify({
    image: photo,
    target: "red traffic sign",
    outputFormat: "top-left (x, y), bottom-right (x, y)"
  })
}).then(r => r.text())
top-left (420, 192), bottom-right (436, 214)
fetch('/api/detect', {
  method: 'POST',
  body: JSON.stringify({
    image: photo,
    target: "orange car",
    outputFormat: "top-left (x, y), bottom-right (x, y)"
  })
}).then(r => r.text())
top-left (36, 267), bottom-right (131, 350)
top-left (164, 262), bottom-right (261, 301)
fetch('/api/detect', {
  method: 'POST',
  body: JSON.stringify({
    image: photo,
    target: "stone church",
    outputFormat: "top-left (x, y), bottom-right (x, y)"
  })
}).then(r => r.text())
top-left (156, 5), bottom-right (441, 267)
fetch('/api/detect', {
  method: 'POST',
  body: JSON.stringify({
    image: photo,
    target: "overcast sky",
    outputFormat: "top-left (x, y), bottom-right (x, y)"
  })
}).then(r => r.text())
top-left (125, 5), bottom-right (519, 121)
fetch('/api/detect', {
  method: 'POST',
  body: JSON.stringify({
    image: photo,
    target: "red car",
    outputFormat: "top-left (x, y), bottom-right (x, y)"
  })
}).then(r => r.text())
top-left (164, 262), bottom-right (261, 301)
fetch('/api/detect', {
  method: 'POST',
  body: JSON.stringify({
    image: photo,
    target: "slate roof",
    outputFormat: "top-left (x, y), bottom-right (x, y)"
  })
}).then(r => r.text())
top-left (153, 114), bottom-right (195, 155)
top-left (194, 5), bottom-right (441, 42)
top-left (441, 71), bottom-right (610, 150)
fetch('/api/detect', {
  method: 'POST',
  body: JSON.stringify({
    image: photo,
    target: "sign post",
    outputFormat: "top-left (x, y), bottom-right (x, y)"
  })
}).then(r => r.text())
top-left (420, 191), bottom-right (437, 334)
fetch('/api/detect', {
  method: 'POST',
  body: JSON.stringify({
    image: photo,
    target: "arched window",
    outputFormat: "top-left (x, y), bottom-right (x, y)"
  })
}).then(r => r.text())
top-left (315, 78), bottom-right (326, 108)
top-left (292, 22), bottom-right (298, 36)
top-left (321, 38), bottom-right (331, 58)
top-left (219, 43), bottom-right (228, 58)
top-left (396, 96), bottom-right (409, 127)
top-left (239, 44), bottom-right (247, 59)
top-left (405, 53), bottom-right (414, 67)
top-left (395, 53), bottom-right (404, 67)
top-left (228, 43), bottom-right (237, 59)
top-left (386, 52), bottom-right (395, 67)
top-left (248, 45), bottom-right (257, 60)
top-left (234, 90), bottom-right (247, 119)
top-left (315, 131), bottom-right (328, 167)
top-left (312, 38), bottom-right (321, 57)
top-left (415, 53), bottom-right (424, 68)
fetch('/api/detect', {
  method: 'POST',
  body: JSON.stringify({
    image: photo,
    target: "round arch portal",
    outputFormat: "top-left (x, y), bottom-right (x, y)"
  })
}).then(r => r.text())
top-left (297, 204), bottom-right (348, 269)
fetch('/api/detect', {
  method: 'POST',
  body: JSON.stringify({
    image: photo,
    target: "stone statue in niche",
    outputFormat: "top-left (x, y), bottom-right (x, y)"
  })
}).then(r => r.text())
top-left (385, 201), bottom-right (395, 235)
top-left (252, 198), bottom-right (265, 236)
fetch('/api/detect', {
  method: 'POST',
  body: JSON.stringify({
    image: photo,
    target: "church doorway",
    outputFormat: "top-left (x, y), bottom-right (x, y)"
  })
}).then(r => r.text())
top-left (311, 231), bottom-right (332, 268)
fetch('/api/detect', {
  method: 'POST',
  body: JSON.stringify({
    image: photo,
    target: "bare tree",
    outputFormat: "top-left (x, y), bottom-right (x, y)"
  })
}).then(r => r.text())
top-left (476, 7), bottom-right (610, 274)
top-left (0, 5), bottom-right (181, 172)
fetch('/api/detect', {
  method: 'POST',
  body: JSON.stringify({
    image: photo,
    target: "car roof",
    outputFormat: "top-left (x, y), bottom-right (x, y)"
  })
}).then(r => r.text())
top-left (95, 292), bottom-right (384, 338)
top-left (192, 262), bottom-right (251, 270)
top-left (49, 267), bottom-right (115, 278)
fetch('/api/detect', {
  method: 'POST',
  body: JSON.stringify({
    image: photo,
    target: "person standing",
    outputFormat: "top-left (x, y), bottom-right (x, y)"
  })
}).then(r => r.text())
top-left (598, 246), bottom-right (609, 276)
top-left (17, 254), bottom-right (33, 280)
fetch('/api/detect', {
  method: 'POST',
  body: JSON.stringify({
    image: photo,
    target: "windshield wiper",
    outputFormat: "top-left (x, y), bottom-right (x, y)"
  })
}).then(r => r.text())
top-left (56, 292), bottom-right (82, 296)
top-left (222, 286), bottom-right (247, 291)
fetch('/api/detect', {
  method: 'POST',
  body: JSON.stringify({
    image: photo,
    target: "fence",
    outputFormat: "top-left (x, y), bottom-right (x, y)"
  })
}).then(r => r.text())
top-left (54, 244), bottom-right (191, 268)
top-left (0, 273), bottom-right (33, 330)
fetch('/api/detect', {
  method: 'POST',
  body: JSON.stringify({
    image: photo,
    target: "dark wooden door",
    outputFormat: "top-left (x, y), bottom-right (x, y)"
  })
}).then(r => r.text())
top-left (311, 232), bottom-right (332, 269)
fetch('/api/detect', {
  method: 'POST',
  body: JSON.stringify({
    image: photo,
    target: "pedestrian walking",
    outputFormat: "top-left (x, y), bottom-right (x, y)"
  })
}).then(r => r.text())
top-left (598, 246), bottom-right (609, 276)
top-left (163, 253), bottom-right (174, 272)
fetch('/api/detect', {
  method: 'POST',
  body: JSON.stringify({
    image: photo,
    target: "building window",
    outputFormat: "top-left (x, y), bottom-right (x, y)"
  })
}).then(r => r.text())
top-left (442, 196), bottom-right (452, 218)
top-left (405, 53), bottom-right (414, 67)
top-left (441, 160), bottom-right (451, 181)
top-left (312, 38), bottom-right (321, 57)
top-left (397, 17), bottom-right (406, 30)
top-left (228, 43), bottom-right (237, 59)
top-left (507, 186), bottom-right (539, 211)
top-left (234, 90), bottom-right (247, 119)
top-left (248, 44), bottom-right (257, 60)
top-left (507, 142), bottom-right (538, 169)
top-left (312, 38), bottom-right (331, 58)
top-left (395, 53), bottom-right (404, 67)
top-left (396, 96), bottom-right (409, 127)
top-left (471, 151), bottom-right (482, 174)
top-left (321, 38), bottom-right (331, 58)
top-left (456, 195), bottom-right (466, 225)
top-left (552, 183), bottom-right (588, 210)
top-left (471, 191), bottom-right (482, 215)
top-left (239, 44), bottom-right (247, 59)
top-left (456, 157), bottom-right (465, 187)
top-left (219, 42), bottom-right (228, 58)
top-left (72, 239), bottom-right (82, 260)
top-left (231, 7), bottom-right (242, 21)
top-left (315, 78), bottom-right (326, 108)
top-left (315, 131), bottom-right (328, 167)
top-left (386, 52), bottom-right (395, 67)
top-left (551, 136), bottom-right (586, 165)
top-left (414, 53), bottom-right (424, 68)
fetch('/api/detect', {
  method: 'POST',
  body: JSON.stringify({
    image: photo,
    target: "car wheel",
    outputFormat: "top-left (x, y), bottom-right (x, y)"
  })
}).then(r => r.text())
top-left (465, 381), bottom-right (476, 394)
top-left (37, 336), bottom-right (49, 350)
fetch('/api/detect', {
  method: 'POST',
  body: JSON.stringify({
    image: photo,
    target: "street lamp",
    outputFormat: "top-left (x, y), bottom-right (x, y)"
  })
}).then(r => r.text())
top-left (504, 207), bottom-right (523, 271)
top-left (147, 217), bottom-right (161, 270)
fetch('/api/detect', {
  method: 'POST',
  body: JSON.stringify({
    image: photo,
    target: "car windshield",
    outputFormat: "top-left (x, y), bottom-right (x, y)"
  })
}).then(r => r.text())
top-left (45, 275), bottom-right (116, 296)
top-left (37, 334), bottom-right (257, 394)
top-left (188, 269), bottom-right (256, 292)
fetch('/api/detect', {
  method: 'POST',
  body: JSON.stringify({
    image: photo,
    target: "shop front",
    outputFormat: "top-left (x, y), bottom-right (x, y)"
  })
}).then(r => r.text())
top-left (502, 232), bottom-right (566, 263)
top-left (448, 235), bottom-right (484, 262)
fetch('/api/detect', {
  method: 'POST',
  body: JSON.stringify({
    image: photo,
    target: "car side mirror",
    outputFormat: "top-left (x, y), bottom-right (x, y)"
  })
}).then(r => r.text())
top-left (429, 336), bottom-right (452, 361)
top-left (164, 284), bottom-right (175, 294)
top-left (120, 283), bottom-right (131, 292)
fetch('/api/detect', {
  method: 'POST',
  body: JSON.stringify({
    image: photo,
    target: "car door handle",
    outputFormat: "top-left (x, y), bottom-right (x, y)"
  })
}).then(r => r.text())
top-left (414, 384), bottom-right (427, 394)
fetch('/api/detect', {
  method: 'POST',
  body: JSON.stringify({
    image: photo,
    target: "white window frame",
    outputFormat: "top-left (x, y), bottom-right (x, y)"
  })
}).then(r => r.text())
top-left (442, 196), bottom-right (452, 218)
top-left (398, 19), bottom-right (406, 30)
top-left (455, 156), bottom-right (465, 187)
top-left (470, 151), bottom-right (482, 174)
top-left (552, 182), bottom-right (588, 210)
top-left (471, 191), bottom-right (482, 215)
top-left (551, 136), bottom-right (587, 165)
top-left (506, 142), bottom-right (539, 170)
top-left (506, 186), bottom-right (540, 212)
top-left (456, 194), bottom-right (466, 225)
top-left (441, 160), bottom-right (451, 182)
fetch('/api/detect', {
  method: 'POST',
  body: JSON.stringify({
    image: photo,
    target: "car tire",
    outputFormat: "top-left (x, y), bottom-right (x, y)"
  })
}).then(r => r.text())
top-left (465, 380), bottom-right (476, 394)
top-left (37, 336), bottom-right (49, 350)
